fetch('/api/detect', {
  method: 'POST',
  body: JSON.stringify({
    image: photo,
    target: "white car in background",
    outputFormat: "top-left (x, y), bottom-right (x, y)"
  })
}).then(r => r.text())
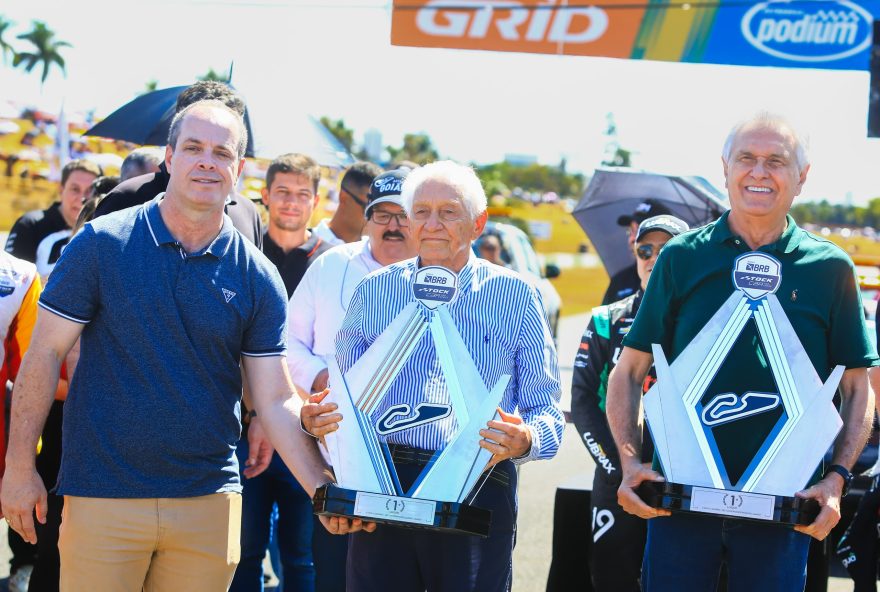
top-left (478, 221), bottom-right (562, 339)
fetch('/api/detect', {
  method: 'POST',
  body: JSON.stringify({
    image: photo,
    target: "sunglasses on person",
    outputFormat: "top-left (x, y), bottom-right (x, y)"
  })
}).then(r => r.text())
top-left (636, 243), bottom-right (665, 261)
top-left (341, 185), bottom-right (368, 208)
top-left (370, 210), bottom-right (409, 227)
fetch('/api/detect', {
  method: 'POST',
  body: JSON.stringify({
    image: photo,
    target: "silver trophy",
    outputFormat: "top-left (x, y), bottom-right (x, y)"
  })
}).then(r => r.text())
top-left (313, 266), bottom-right (508, 536)
top-left (638, 252), bottom-right (840, 524)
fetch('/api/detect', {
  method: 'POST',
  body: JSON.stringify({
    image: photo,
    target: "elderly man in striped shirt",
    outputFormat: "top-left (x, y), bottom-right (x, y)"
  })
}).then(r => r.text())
top-left (304, 160), bottom-right (563, 592)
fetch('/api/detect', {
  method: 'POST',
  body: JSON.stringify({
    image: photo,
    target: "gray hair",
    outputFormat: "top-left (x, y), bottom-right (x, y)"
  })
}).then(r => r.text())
top-left (401, 160), bottom-right (487, 219)
top-left (120, 147), bottom-right (165, 181)
top-left (167, 100), bottom-right (248, 159)
top-left (722, 111), bottom-right (810, 172)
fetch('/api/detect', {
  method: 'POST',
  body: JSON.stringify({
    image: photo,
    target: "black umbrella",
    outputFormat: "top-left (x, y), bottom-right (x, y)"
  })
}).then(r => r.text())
top-left (84, 85), bottom-right (355, 168)
top-left (572, 168), bottom-right (729, 277)
top-left (84, 85), bottom-right (256, 157)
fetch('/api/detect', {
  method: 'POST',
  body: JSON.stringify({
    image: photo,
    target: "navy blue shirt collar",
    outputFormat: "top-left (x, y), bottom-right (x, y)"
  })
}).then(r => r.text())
top-left (144, 195), bottom-right (235, 258)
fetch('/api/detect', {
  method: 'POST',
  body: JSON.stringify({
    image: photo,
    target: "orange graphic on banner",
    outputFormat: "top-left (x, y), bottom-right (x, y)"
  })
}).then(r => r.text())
top-left (391, 0), bottom-right (647, 58)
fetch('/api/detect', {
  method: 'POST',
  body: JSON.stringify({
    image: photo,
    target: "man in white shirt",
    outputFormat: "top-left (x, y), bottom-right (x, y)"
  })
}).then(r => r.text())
top-left (286, 167), bottom-right (416, 591)
top-left (288, 168), bottom-right (416, 393)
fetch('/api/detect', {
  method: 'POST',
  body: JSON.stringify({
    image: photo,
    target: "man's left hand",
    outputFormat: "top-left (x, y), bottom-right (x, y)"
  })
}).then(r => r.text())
top-left (243, 415), bottom-right (273, 479)
top-left (793, 475), bottom-right (843, 541)
top-left (479, 408), bottom-right (531, 466)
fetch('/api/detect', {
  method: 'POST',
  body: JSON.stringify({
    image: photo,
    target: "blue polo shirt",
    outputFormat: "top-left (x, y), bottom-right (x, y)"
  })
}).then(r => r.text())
top-left (39, 197), bottom-right (288, 498)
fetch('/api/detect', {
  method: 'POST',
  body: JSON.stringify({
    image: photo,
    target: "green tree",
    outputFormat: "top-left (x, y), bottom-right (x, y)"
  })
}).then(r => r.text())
top-left (320, 116), bottom-right (355, 153)
top-left (0, 15), bottom-right (15, 65)
top-left (141, 79), bottom-right (158, 94)
top-left (387, 133), bottom-right (439, 166)
top-left (476, 161), bottom-right (585, 199)
top-left (198, 67), bottom-right (228, 82)
top-left (13, 21), bottom-right (71, 86)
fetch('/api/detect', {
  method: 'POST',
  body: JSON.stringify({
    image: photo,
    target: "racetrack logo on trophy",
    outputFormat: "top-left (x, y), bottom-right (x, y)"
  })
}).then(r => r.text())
top-left (375, 402), bottom-right (453, 435)
top-left (700, 392), bottom-right (781, 426)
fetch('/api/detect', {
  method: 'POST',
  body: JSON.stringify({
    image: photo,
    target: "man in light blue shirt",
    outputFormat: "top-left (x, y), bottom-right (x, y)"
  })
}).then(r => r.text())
top-left (306, 160), bottom-right (563, 592)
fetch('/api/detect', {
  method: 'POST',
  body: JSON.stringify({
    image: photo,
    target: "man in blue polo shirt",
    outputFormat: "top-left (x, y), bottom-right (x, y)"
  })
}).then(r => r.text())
top-left (0, 101), bottom-right (361, 592)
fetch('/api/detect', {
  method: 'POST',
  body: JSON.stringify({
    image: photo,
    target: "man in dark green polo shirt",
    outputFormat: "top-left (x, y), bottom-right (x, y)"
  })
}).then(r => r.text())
top-left (606, 112), bottom-right (877, 592)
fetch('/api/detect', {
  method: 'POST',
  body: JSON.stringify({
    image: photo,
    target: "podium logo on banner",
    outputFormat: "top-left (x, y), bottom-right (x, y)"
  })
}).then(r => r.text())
top-left (741, 0), bottom-right (873, 63)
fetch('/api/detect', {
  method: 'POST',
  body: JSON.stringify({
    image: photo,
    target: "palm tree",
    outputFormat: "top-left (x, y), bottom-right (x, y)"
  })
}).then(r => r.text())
top-left (0, 15), bottom-right (15, 64)
top-left (13, 21), bottom-right (71, 87)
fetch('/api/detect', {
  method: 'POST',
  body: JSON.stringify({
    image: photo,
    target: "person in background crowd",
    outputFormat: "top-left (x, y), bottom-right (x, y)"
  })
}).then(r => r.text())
top-left (571, 215), bottom-right (688, 591)
top-left (6, 159), bottom-right (101, 280)
top-left (601, 199), bottom-right (672, 305)
top-left (84, 176), bottom-right (120, 203)
top-left (3, 158), bottom-right (99, 592)
top-left (476, 233), bottom-right (505, 266)
top-left (119, 147), bottom-right (163, 182)
top-left (311, 162), bottom-right (382, 246)
top-left (231, 152), bottom-right (331, 592)
top-left (92, 81), bottom-right (263, 248)
top-left (0, 252), bottom-right (41, 592)
top-left (287, 167), bottom-right (416, 592)
top-left (607, 112), bottom-right (876, 591)
top-left (837, 321), bottom-right (880, 589)
top-left (302, 160), bottom-right (563, 592)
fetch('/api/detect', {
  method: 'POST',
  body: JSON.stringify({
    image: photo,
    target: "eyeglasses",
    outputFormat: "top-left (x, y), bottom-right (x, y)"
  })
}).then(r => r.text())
top-left (370, 210), bottom-right (409, 227)
top-left (340, 185), bottom-right (367, 208)
top-left (636, 244), bottom-right (664, 261)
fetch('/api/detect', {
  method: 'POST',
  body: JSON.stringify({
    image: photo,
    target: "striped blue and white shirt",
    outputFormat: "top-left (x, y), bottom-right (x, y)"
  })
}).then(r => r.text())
top-left (335, 253), bottom-right (563, 462)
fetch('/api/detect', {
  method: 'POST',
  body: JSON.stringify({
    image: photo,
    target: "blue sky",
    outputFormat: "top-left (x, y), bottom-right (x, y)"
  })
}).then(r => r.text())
top-left (1, 0), bottom-right (877, 204)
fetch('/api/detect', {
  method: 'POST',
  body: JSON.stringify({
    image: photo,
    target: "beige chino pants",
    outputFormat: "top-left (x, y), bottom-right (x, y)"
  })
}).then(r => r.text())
top-left (58, 493), bottom-right (241, 592)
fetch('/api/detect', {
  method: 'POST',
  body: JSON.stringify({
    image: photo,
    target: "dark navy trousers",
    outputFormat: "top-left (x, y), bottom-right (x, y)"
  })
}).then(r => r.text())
top-left (346, 460), bottom-right (517, 592)
top-left (230, 440), bottom-right (315, 592)
top-left (642, 511), bottom-right (810, 592)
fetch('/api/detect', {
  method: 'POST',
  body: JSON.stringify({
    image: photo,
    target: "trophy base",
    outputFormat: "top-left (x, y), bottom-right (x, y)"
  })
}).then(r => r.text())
top-left (637, 481), bottom-right (820, 526)
top-left (313, 484), bottom-right (492, 537)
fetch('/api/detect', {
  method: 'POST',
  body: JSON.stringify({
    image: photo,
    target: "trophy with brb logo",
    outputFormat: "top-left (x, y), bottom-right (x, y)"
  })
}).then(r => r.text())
top-left (312, 266), bottom-right (507, 536)
top-left (637, 252), bottom-right (837, 525)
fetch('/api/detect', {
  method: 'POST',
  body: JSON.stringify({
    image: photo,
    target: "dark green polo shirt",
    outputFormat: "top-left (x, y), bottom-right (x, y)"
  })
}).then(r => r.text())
top-left (625, 211), bottom-right (877, 488)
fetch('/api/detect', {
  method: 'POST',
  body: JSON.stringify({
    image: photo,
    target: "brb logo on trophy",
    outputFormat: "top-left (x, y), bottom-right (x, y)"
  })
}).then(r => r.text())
top-left (638, 252), bottom-right (841, 524)
top-left (313, 266), bottom-right (508, 536)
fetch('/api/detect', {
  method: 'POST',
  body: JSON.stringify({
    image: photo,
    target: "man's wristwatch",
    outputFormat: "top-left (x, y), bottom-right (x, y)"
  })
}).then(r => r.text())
top-left (824, 464), bottom-right (853, 497)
